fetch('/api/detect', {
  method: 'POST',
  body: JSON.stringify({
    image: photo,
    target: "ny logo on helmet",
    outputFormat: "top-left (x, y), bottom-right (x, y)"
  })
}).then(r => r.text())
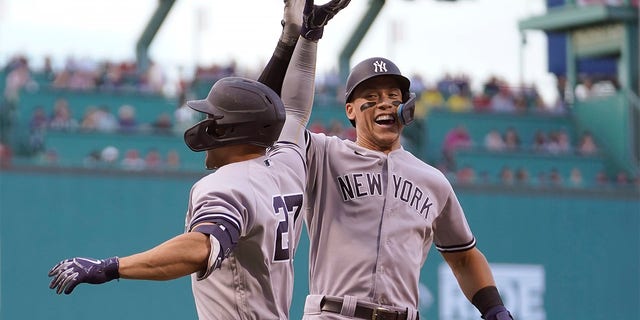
top-left (373, 60), bottom-right (388, 73)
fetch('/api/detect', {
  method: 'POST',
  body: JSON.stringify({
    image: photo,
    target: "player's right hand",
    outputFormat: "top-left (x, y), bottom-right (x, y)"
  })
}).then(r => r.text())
top-left (48, 256), bottom-right (120, 294)
top-left (301, 0), bottom-right (351, 41)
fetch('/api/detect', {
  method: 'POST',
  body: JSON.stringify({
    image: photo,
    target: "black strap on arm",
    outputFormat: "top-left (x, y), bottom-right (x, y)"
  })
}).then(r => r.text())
top-left (257, 40), bottom-right (296, 96)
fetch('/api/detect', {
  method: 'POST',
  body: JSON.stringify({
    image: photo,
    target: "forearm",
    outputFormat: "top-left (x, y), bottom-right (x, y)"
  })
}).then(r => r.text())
top-left (443, 247), bottom-right (496, 301)
top-left (279, 37), bottom-right (316, 145)
top-left (118, 232), bottom-right (210, 281)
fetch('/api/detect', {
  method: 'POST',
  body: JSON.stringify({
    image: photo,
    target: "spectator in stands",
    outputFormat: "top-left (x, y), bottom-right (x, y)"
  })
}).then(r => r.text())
top-left (100, 146), bottom-right (120, 167)
top-left (140, 60), bottom-right (165, 94)
top-left (515, 167), bottom-right (530, 185)
top-left (575, 76), bottom-right (617, 101)
top-left (28, 106), bottom-right (48, 153)
top-left (615, 171), bottom-right (630, 186)
top-left (165, 149), bottom-right (180, 170)
top-left (83, 150), bottom-right (102, 168)
top-left (442, 124), bottom-right (473, 169)
top-left (456, 165), bottom-right (476, 185)
top-left (151, 112), bottom-right (173, 134)
top-left (144, 148), bottom-right (163, 170)
top-left (577, 131), bottom-right (598, 155)
top-left (472, 92), bottom-right (492, 113)
top-left (531, 130), bottom-right (548, 153)
top-left (568, 167), bottom-right (584, 188)
top-left (446, 88), bottom-right (472, 113)
top-left (503, 127), bottom-right (521, 151)
top-left (29, 105), bottom-right (49, 130)
top-left (416, 85), bottom-right (445, 118)
top-left (48, 98), bottom-right (79, 131)
top-left (121, 149), bottom-right (145, 171)
top-left (595, 170), bottom-right (609, 187)
top-left (574, 77), bottom-right (596, 101)
top-left (80, 106), bottom-right (100, 131)
top-left (522, 85), bottom-right (548, 113)
top-left (490, 86), bottom-right (516, 113)
top-left (52, 56), bottom-right (99, 90)
top-left (549, 168), bottom-right (563, 187)
top-left (483, 129), bottom-right (506, 151)
top-left (482, 75), bottom-right (502, 98)
top-left (117, 104), bottom-right (138, 133)
top-left (3, 55), bottom-right (32, 105)
top-left (545, 130), bottom-right (572, 154)
top-left (512, 94), bottom-right (528, 114)
top-left (41, 56), bottom-right (55, 82)
top-left (499, 166), bottom-right (515, 185)
top-left (436, 73), bottom-right (456, 98)
top-left (99, 61), bottom-right (125, 89)
top-left (0, 142), bottom-right (12, 168)
top-left (95, 106), bottom-right (119, 132)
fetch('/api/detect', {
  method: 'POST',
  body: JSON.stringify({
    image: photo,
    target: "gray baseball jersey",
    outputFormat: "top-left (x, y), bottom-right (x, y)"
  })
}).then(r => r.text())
top-left (185, 142), bottom-right (305, 320)
top-left (303, 132), bottom-right (475, 309)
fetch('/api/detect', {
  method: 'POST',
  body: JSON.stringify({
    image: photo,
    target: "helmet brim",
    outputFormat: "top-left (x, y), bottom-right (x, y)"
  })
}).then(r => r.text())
top-left (186, 99), bottom-right (213, 114)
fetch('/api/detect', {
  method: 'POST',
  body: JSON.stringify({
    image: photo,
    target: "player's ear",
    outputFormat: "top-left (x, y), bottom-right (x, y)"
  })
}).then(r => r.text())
top-left (345, 102), bottom-right (356, 123)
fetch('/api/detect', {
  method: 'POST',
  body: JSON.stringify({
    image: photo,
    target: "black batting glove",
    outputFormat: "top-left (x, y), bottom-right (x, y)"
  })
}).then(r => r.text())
top-left (48, 256), bottom-right (120, 294)
top-left (301, 0), bottom-right (351, 41)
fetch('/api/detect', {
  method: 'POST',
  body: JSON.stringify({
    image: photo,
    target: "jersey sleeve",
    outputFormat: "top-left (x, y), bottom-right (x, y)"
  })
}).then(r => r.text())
top-left (433, 188), bottom-right (476, 252)
top-left (185, 173), bottom-right (251, 279)
top-left (278, 38), bottom-right (317, 147)
top-left (187, 186), bottom-right (244, 236)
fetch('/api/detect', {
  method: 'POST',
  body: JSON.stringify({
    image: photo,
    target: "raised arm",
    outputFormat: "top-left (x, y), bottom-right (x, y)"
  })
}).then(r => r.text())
top-left (279, 0), bottom-right (351, 146)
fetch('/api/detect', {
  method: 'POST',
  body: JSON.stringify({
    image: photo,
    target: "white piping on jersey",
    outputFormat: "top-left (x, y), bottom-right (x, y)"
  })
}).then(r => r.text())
top-left (435, 237), bottom-right (477, 252)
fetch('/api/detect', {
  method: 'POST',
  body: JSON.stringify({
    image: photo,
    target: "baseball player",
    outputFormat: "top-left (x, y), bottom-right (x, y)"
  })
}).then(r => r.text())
top-left (295, 57), bottom-right (514, 320)
top-left (261, 51), bottom-right (513, 318)
top-left (47, 1), bottom-right (350, 319)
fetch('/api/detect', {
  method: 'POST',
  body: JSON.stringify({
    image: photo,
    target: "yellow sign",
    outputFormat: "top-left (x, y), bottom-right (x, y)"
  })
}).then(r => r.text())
top-left (572, 23), bottom-right (624, 56)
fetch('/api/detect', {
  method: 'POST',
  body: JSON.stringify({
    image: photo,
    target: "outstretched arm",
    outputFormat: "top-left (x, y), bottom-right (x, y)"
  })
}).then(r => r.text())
top-left (279, 0), bottom-right (351, 146)
top-left (48, 232), bottom-right (211, 294)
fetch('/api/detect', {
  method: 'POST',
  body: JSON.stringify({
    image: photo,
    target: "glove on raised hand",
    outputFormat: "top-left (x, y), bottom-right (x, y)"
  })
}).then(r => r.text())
top-left (48, 256), bottom-right (120, 294)
top-left (483, 305), bottom-right (514, 320)
top-left (301, 0), bottom-right (351, 41)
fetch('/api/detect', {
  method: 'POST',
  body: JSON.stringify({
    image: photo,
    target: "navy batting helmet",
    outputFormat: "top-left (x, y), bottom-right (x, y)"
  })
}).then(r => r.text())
top-left (183, 77), bottom-right (286, 152)
top-left (345, 57), bottom-right (411, 103)
top-left (344, 57), bottom-right (415, 126)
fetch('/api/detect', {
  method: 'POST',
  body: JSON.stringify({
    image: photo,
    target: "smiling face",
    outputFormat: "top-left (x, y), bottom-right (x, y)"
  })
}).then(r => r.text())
top-left (345, 75), bottom-right (404, 153)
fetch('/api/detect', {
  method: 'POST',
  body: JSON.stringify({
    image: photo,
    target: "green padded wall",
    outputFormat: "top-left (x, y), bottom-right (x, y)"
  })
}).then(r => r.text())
top-left (1, 169), bottom-right (638, 319)
top-left (573, 92), bottom-right (638, 174)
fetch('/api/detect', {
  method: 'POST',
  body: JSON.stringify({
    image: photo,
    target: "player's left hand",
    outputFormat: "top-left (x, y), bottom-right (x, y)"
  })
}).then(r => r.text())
top-left (301, 0), bottom-right (351, 41)
top-left (48, 256), bottom-right (120, 294)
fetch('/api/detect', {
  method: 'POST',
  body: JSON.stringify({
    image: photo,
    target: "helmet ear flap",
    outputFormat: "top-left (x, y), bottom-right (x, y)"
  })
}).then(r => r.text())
top-left (397, 92), bottom-right (416, 125)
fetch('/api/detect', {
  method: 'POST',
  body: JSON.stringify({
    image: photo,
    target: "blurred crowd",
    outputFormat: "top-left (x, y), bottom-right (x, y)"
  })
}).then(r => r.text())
top-left (0, 54), bottom-right (636, 189)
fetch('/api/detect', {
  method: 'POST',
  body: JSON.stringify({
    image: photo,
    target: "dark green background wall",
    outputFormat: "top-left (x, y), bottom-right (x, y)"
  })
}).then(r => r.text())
top-left (1, 169), bottom-right (638, 319)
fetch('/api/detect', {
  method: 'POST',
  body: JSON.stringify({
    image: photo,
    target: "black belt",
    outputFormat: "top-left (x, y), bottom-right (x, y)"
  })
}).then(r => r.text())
top-left (320, 297), bottom-right (416, 320)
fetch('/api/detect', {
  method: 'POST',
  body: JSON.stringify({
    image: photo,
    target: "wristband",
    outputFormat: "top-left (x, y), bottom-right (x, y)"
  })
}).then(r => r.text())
top-left (472, 286), bottom-right (504, 316)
